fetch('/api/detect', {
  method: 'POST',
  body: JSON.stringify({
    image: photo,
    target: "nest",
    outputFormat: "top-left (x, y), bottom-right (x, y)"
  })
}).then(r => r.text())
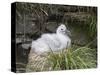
top-left (26, 50), bottom-right (52, 72)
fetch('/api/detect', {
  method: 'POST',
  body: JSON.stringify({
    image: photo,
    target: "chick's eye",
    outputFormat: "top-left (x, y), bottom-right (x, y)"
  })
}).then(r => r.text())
top-left (61, 28), bottom-right (63, 30)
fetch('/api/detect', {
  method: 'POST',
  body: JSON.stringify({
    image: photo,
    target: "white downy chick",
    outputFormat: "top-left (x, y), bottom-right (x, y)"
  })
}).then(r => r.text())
top-left (31, 24), bottom-right (71, 54)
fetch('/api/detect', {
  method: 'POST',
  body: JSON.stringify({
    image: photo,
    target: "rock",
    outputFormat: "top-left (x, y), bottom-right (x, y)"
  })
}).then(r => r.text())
top-left (45, 22), bottom-right (58, 33)
top-left (16, 42), bottom-right (31, 72)
top-left (21, 44), bottom-right (31, 50)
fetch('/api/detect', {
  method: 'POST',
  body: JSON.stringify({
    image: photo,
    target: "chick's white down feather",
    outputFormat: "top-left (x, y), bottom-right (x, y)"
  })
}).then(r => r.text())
top-left (31, 24), bottom-right (71, 54)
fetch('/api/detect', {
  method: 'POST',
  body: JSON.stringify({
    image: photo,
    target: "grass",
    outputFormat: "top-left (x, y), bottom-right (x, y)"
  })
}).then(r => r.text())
top-left (47, 45), bottom-right (97, 70)
top-left (85, 16), bottom-right (97, 39)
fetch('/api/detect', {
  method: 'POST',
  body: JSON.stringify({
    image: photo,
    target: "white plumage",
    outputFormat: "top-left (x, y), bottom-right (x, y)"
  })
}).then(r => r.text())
top-left (31, 24), bottom-right (71, 54)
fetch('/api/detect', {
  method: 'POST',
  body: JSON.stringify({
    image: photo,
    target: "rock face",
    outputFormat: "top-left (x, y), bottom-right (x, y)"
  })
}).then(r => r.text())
top-left (16, 12), bottom-right (94, 46)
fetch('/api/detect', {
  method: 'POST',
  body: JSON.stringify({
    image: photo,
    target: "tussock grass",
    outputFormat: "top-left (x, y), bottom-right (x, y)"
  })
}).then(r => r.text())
top-left (47, 45), bottom-right (97, 70)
